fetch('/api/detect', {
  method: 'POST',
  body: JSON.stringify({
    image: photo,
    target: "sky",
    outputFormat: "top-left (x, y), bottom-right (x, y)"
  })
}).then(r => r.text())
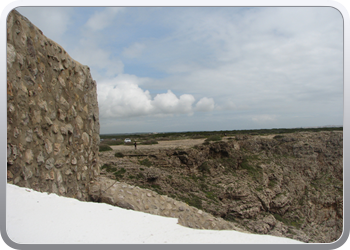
top-left (15, 6), bottom-right (344, 134)
top-left (5, 183), bottom-right (303, 244)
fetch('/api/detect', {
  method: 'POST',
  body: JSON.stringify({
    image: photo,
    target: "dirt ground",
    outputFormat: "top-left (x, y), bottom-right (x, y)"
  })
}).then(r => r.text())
top-left (109, 135), bottom-right (272, 152)
top-left (110, 139), bottom-right (207, 152)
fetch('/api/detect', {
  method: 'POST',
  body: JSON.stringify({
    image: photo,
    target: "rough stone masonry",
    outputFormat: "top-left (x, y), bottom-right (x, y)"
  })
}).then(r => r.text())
top-left (7, 10), bottom-right (100, 201)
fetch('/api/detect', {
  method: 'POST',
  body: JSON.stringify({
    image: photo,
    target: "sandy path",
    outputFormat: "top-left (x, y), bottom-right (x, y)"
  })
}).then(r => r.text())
top-left (258, 134), bottom-right (276, 139)
top-left (110, 139), bottom-right (207, 151)
top-left (108, 135), bottom-right (278, 152)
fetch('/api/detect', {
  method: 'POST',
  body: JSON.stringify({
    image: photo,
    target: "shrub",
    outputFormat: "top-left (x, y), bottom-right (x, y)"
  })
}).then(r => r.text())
top-left (139, 158), bottom-right (152, 167)
top-left (115, 152), bottom-right (124, 158)
top-left (273, 135), bottom-right (285, 140)
top-left (240, 158), bottom-right (262, 182)
top-left (101, 164), bottom-right (110, 170)
top-left (205, 191), bottom-right (217, 201)
top-left (273, 213), bottom-right (303, 229)
top-left (136, 173), bottom-right (145, 179)
top-left (198, 162), bottom-right (210, 174)
top-left (113, 168), bottom-right (126, 179)
top-left (141, 139), bottom-right (158, 145)
top-left (101, 165), bottom-right (126, 179)
top-left (189, 195), bottom-right (203, 209)
top-left (190, 135), bottom-right (206, 139)
top-left (151, 184), bottom-right (161, 190)
top-left (205, 135), bottom-right (222, 142)
top-left (99, 144), bottom-right (113, 152)
top-left (268, 179), bottom-right (278, 188)
top-left (200, 183), bottom-right (209, 191)
top-left (273, 213), bottom-right (284, 222)
top-left (103, 139), bottom-right (124, 145)
top-left (180, 195), bottom-right (203, 209)
top-left (224, 214), bottom-right (237, 222)
top-left (101, 164), bottom-right (117, 173)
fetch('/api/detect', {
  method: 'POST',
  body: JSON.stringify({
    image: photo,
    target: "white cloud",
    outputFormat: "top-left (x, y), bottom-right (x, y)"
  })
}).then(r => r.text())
top-left (97, 75), bottom-right (153, 118)
top-left (195, 97), bottom-right (215, 112)
top-left (86, 7), bottom-right (125, 31)
top-left (152, 90), bottom-right (195, 116)
top-left (98, 75), bottom-right (206, 119)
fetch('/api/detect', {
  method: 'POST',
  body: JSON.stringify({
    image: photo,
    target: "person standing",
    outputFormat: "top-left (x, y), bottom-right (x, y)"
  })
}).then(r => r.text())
top-left (134, 141), bottom-right (137, 150)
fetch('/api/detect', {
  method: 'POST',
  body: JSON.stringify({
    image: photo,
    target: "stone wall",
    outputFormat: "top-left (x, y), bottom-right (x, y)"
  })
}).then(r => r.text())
top-left (7, 10), bottom-right (100, 201)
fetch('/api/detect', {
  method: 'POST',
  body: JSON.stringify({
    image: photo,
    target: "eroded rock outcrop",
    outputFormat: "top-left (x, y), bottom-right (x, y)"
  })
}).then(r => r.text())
top-left (98, 131), bottom-right (343, 243)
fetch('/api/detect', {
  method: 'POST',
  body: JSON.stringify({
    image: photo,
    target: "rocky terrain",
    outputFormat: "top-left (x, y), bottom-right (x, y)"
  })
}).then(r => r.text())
top-left (95, 131), bottom-right (343, 243)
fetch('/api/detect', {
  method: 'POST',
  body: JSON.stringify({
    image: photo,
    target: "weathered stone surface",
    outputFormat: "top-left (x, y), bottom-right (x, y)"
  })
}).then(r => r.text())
top-left (66, 124), bottom-right (74, 134)
top-left (45, 170), bottom-right (55, 181)
top-left (24, 149), bottom-right (34, 164)
top-left (52, 124), bottom-right (59, 134)
top-left (53, 143), bottom-right (61, 155)
top-left (22, 166), bottom-right (33, 180)
top-left (60, 96), bottom-right (69, 109)
top-left (58, 109), bottom-right (66, 121)
top-left (38, 100), bottom-right (48, 111)
top-left (71, 157), bottom-right (77, 165)
top-left (75, 116), bottom-right (84, 130)
top-left (32, 110), bottom-right (41, 124)
top-left (13, 127), bottom-right (19, 138)
top-left (60, 126), bottom-right (67, 135)
top-left (34, 127), bottom-right (43, 138)
top-left (65, 169), bottom-right (73, 175)
top-left (89, 176), bottom-right (247, 233)
top-left (8, 103), bottom-right (15, 113)
top-left (25, 129), bottom-right (33, 142)
top-left (82, 132), bottom-right (89, 147)
top-left (7, 145), bottom-right (11, 158)
top-left (36, 151), bottom-right (44, 165)
top-left (7, 43), bottom-right (16, 68)
top-left (45, 158), bottom-right (55, 170)
top-left (44, 116), bottom-right (53, 126)
top-left (7, 170), bottom-right (14, 180)
top-left (54, 158), bottom-right (65, 169)
top-left (7, 10), bottom-right (100, 200)
top-left (58, 76), bottom-right (66, 87)
top-left (44, 139), bottom-right (53, 154)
